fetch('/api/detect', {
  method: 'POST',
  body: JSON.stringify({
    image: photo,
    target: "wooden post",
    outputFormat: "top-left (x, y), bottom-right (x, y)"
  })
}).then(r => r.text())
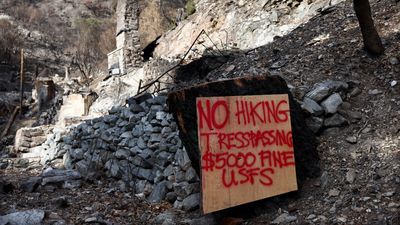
top-left (65, 66), bottom-right (70, 80)
top-left (0, 106), bottom-right (20, 141)
top-left (137, 79), bottom-right (142, 95)
top-left (35, 64), bottom-right (39, 79)
top-left (19, 49), bottom-right (24, 116)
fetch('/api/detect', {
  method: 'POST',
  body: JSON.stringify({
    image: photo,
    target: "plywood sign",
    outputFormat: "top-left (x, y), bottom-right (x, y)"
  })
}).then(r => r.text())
top-left (196, 94), bottom-right (298, 214)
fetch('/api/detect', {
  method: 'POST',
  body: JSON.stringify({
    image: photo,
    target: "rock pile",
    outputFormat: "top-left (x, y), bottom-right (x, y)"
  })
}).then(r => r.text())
top-left (40, 95), bottom-right (201, 211)
top-left (294, 80), bottom-right (362, 134)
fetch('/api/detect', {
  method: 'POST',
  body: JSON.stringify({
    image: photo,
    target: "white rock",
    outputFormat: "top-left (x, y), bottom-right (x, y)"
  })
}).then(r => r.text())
top-left (0, 209), bottom-right (45, 225)
top-left (329, 188), bottom-right (340, 197)
top-left (321, 93), bottom-right (343, 114)
top-left (346, 168), bottom-right (356, 183)
top-left (271, 213), bottom-right (297, 224)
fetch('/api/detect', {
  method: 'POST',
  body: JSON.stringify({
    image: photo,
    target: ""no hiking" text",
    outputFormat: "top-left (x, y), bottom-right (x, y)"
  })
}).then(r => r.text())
top-left (197, 97), bottom-right (295, 188)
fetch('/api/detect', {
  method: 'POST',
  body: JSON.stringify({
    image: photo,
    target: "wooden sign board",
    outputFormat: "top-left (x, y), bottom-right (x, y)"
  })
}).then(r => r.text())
top-left (196, 94), bottom-right (298, 214)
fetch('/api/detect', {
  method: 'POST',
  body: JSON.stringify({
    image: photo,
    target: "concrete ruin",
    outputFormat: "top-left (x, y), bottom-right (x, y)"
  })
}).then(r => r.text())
top-left (34, 78), bottom-right (56, 111)
top-left (108, 0), bottom-right (141, 75)
top-left (107, 0), bottom-right (187, 75)
top-left (56, 92), bottom-right (97, 127)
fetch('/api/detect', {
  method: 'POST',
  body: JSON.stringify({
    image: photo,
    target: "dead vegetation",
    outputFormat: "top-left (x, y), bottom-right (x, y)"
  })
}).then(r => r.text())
top-left (71, 16), bottom-right (116, 84)
top-left (0, 0), bottom-right (116, 83)
top-left (0, 19), bottom-right (23, 65)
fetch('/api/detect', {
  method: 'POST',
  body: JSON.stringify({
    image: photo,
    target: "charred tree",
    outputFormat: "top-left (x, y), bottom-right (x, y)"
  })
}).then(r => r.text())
top-left (353, 0), bottom-right (384, 55)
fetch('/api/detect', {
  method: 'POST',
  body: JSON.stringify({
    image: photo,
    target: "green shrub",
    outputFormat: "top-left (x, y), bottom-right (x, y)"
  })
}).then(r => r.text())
top-left (185, 0), bottom-right (196, 16)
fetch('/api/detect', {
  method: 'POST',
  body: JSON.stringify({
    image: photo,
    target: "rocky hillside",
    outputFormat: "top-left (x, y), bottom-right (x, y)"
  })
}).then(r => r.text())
top-left (155, 0), bottom-right (344, 59)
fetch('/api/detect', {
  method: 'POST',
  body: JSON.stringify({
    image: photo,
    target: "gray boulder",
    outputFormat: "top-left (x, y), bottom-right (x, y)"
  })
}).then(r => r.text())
top-left (324, 114), bottom-right (348, 127)
top-left (305, 80), bottom-right (348, 102)
top-left (175, 148), bottom-right (191, 171)
top-left (271, 213), bottom-right (297, 224)
top-left (20, 177), bottom-right (41, 193)
top-left (105, 159), bottom-right (122, 178)
top-left (103, 115), bottom-right (118, 124)
top-left (305, 117), bottom-right (324, 133)
top-left (148, 181), bottom-right (168, 203)
top-left (185, 168), bottom-right (198, 183)
top-left (182, 193), bottom-right (200, 211)
top-left (321, 93), bottom-right (343, 114)
top-left (302, 97), bottom-right (324, 116)
top-left (130, 104), bottom-right (145, 113)
top-left (115, 149), bottom-right (130, 160)
top-left (133, 168), bottom-right (154, 181)
top-left (137, 137), bottom-right (147, 149)
top-left (41, 169), bottom-right (82, 185)
top-left (131, 155), bottom-right (152, 169)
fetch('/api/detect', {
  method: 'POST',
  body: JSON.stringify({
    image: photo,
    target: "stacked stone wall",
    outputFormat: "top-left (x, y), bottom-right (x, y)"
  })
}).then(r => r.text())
top-left (37, 95), bottom-right (201, 210)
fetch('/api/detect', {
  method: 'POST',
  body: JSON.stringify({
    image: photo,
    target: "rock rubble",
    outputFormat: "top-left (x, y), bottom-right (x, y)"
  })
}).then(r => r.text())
top-left (297, 79), bottom-right (361, 134)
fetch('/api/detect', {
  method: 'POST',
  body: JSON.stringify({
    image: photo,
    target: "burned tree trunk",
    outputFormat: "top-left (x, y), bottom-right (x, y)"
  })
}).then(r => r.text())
top-left (353, 0), bottom-right (384, 55)
top-left (168, 75), bottom-right (320, 182)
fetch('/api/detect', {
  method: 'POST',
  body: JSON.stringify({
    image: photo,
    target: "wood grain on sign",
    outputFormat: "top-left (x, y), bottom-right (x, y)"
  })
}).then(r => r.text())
top-left (196, 94), bottom-right (298, 214)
